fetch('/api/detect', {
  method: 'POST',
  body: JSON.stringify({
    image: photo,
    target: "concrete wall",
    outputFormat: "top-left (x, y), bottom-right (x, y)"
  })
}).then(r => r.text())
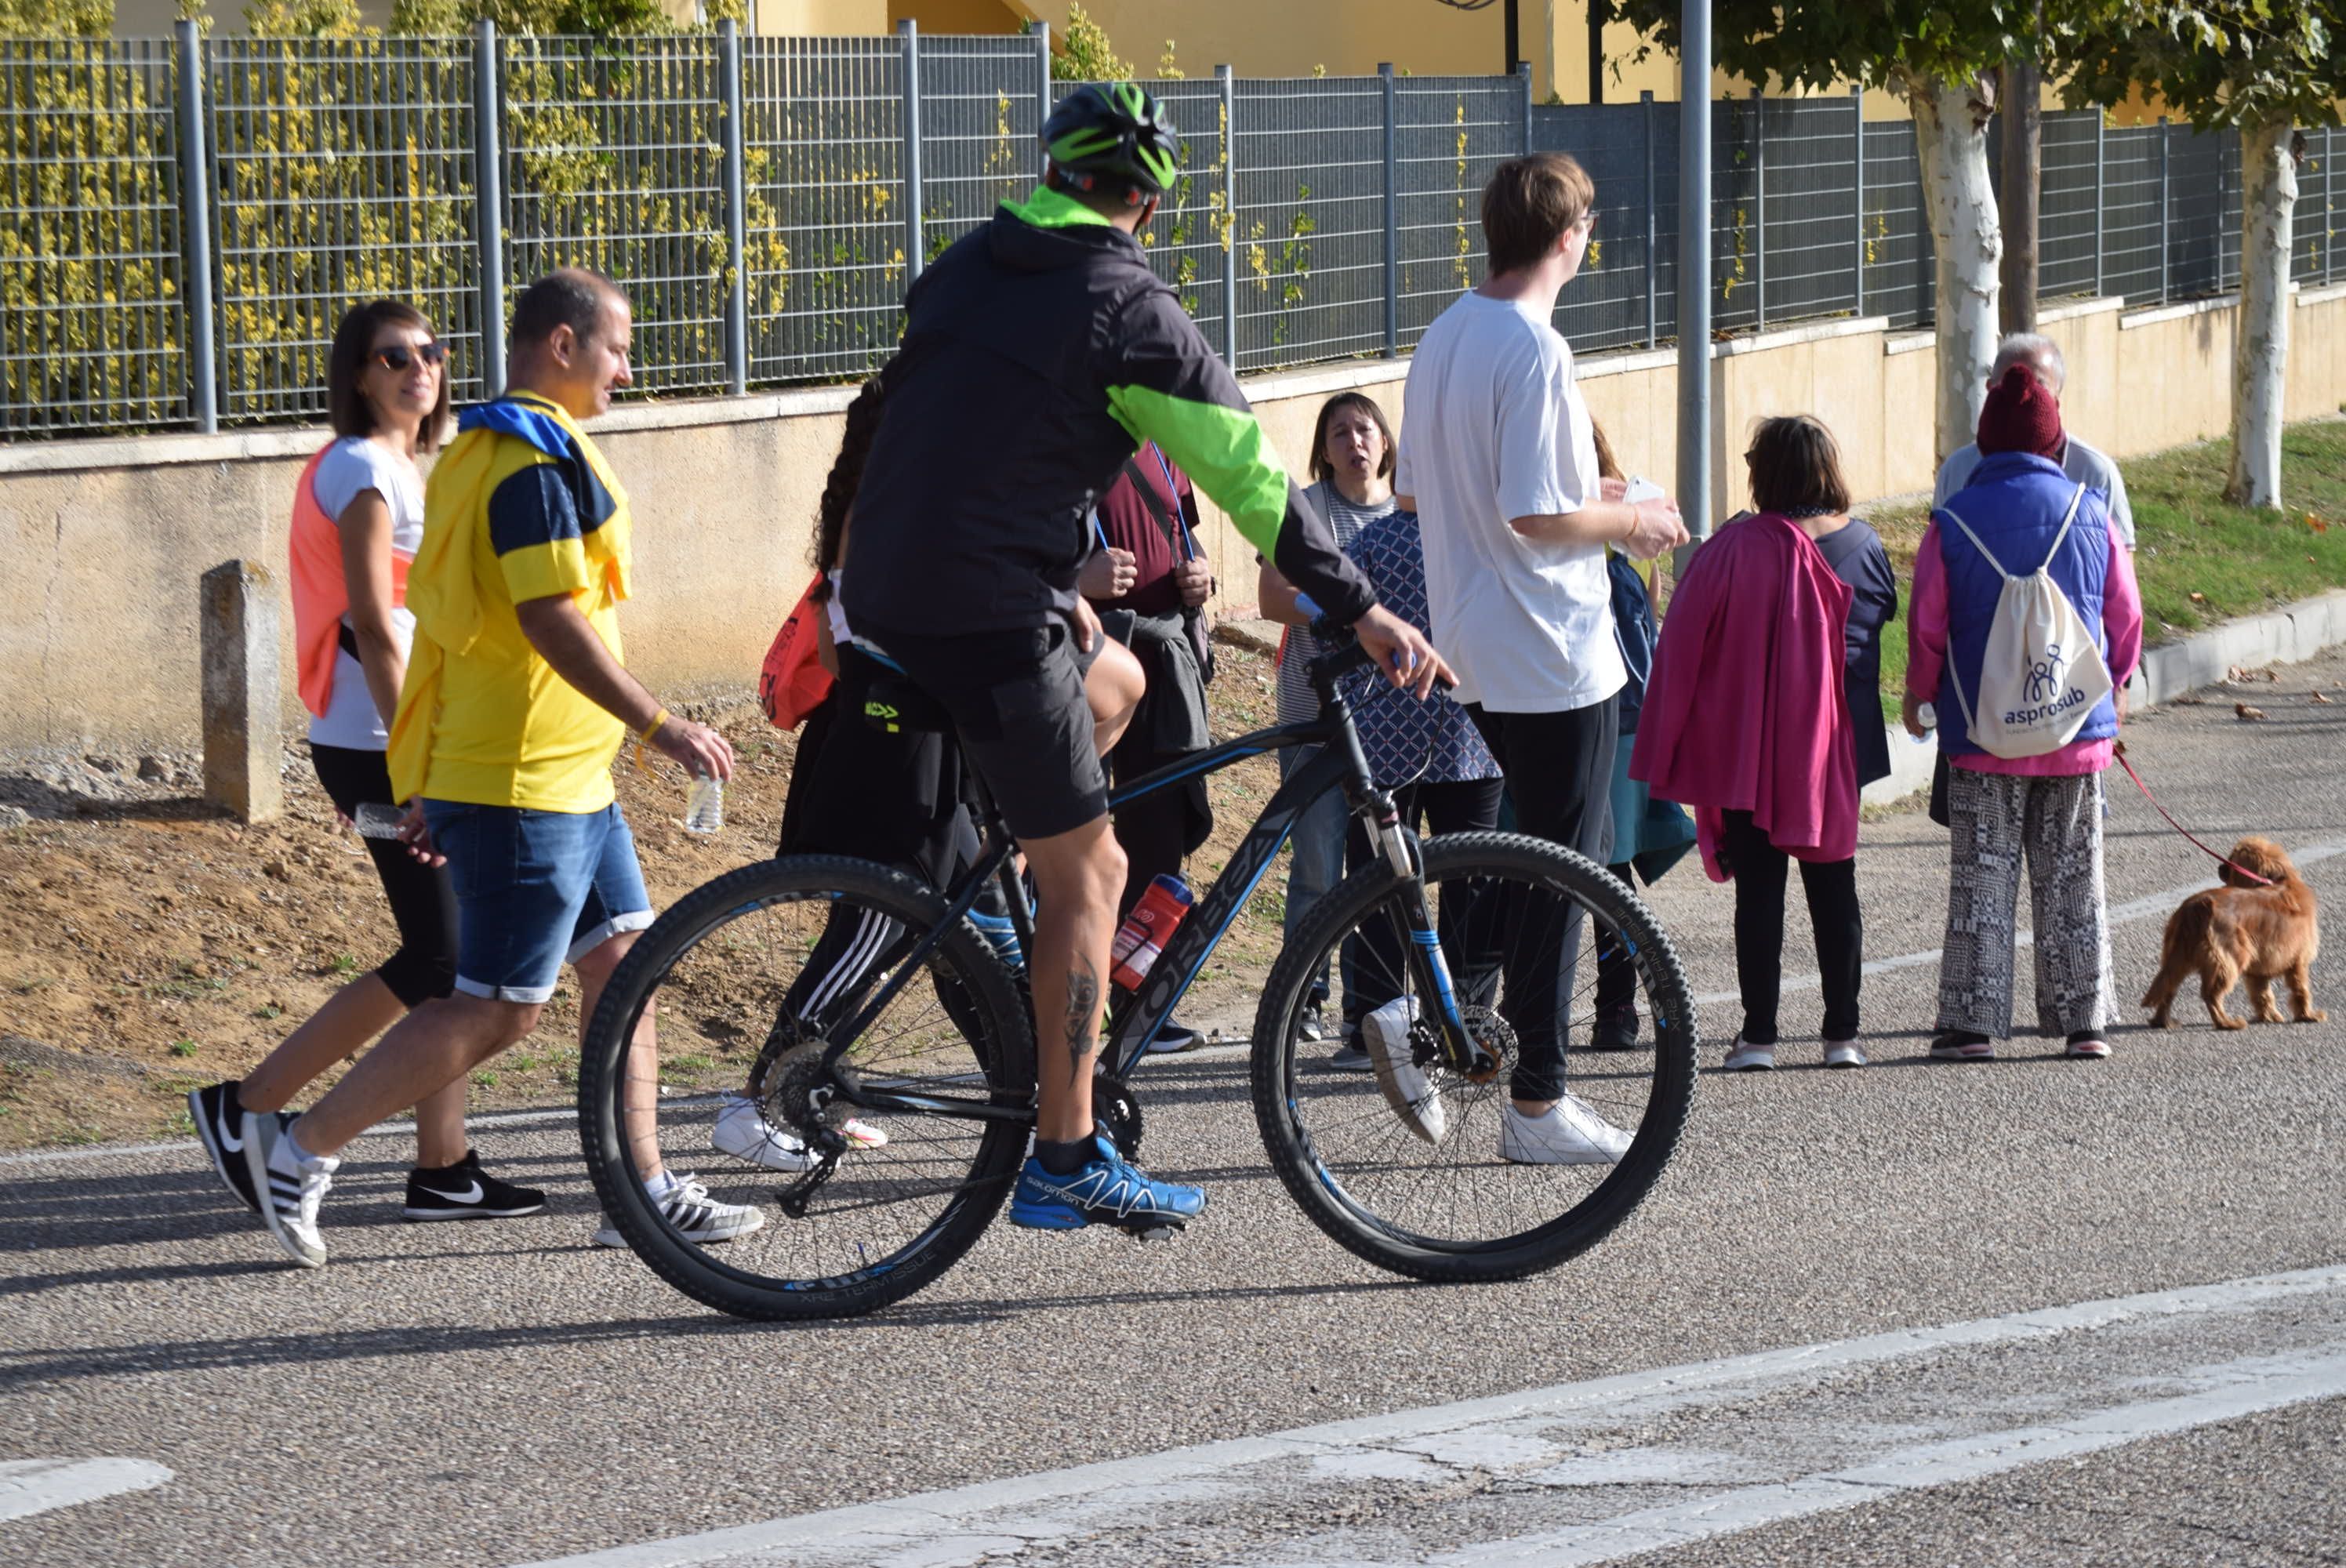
top-left (5, 285), bottom-right (2344, 756)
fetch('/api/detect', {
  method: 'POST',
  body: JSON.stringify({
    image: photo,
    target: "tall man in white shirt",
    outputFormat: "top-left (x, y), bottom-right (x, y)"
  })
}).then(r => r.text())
top-left (1396, 153), bottom-right (1686, 1162)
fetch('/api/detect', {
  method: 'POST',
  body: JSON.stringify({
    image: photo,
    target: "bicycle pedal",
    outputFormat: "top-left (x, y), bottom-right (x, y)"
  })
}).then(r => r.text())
top-left (1121, 1220), bottom-right (1185, 1242)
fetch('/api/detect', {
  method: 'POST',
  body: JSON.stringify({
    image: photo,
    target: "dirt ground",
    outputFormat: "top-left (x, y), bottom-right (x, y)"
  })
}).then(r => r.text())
top-left (0, 640), bottom-right (1292, 1153)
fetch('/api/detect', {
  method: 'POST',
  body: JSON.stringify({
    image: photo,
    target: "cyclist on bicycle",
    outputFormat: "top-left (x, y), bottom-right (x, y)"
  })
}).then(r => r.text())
top-left (842, 82), bottom-right (1448, 1235)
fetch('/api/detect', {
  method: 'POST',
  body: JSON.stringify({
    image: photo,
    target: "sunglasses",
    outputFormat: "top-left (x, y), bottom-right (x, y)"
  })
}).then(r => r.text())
top-left (369, 342), bottom-right (448, 372)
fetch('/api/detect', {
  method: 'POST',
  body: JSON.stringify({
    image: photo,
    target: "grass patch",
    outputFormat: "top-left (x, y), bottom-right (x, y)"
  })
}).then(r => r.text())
top-left (1859, 419), bottom-right (2346, 721)
top-left (168, 1039), bottom-right (196, 1058)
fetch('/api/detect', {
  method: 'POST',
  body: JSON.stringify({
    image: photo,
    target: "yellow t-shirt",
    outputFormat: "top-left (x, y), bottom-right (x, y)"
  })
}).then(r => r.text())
top-left (414, 394), bottom-right (630, 812)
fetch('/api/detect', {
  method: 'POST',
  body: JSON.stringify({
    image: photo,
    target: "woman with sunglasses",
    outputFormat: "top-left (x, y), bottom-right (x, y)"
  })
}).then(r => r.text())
top-left (188, 301), bottom-right (544, 1225)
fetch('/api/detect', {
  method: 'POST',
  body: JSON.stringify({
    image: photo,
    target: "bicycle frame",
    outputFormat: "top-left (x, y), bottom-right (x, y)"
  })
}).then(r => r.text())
top-left (821, 648), bottom-right (1485, 1124)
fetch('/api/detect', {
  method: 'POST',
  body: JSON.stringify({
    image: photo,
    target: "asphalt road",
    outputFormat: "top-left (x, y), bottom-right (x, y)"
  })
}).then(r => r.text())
top-left (6, 650), bottom-right (2346, 1568)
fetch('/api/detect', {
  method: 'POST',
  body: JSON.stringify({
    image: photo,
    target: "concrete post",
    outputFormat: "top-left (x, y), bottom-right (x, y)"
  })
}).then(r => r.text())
top-left (200, 561), bottom-right (282, 824)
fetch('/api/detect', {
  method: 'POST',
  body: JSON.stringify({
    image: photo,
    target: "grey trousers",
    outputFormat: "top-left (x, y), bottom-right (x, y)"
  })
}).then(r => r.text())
top-left (1935, 768), bottom-right (2115, 1038)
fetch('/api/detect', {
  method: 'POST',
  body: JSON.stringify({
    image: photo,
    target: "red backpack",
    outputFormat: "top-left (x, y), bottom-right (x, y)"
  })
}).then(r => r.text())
top-left (757, 572), bottom-right (835, 730)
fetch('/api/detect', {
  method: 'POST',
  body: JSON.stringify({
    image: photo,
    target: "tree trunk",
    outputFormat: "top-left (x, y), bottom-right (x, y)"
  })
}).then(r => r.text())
top-left (2225, 118), bottom-right (2296, 510)
top-left (1911, 74), bottom-right (2003, 467)
top-left (1999, 57), bottom-right (2040, 335)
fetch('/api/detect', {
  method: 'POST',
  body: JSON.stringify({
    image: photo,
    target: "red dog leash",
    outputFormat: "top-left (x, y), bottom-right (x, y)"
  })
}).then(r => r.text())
top-left (2112, 741), bottom-right (2274, 886)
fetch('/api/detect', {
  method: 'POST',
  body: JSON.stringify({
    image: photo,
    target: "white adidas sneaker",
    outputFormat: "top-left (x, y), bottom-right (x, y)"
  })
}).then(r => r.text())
top-left (1362, 996), bottom-right (1446, 1145)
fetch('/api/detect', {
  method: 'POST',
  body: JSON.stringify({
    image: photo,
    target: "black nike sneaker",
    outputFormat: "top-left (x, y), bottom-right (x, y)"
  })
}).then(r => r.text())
top-left (189, 1080), bottom-right (293, 1214)
top-left (402, 1149), bottom-right (548, 1221)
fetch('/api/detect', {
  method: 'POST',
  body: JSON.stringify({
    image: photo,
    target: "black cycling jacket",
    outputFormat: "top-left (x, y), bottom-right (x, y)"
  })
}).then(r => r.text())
top-left (842, 186), bottom-right (1377, 637)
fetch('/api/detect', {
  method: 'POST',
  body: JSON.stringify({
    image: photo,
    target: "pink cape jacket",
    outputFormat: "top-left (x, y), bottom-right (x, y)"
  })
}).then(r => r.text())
top-left (1628, 512), bottom-right (1857, 880)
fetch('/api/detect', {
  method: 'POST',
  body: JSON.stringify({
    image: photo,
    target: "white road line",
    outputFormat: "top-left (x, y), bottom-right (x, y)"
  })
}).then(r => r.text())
top-left (504, 1264), bottom-right (2346, 1568)
top-left (12, 841), bottom-right (2342, 1171)
top-left (0, 1458), bottom-right (170, 1525)
top-left (1408, 1350), bottom-right (2346, 1568)
top-left (1693, 836), bottom-right (2346, 1008)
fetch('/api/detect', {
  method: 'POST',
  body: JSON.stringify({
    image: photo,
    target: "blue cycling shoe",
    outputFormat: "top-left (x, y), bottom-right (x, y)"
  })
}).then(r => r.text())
top-left (1008, 1133), bottom-right (1207, 1236)
top-left (966, 909), bottom-right (1025, 970)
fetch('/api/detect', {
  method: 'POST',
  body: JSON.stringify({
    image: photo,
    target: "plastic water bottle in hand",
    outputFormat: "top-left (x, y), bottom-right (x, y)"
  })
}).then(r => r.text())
top-left (683, 774), bottom-right (724, 836)
top-left (353, 802), bottom-right (407, 840)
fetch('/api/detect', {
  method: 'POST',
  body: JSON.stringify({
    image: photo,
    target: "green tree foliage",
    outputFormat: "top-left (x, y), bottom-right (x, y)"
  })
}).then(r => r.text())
top-left (1053, 3), bottom-right (1128, 82)
top-left (2067, 4), bottom-right (2341, 130)
top-left (0, 0), bottom-right (113, 38)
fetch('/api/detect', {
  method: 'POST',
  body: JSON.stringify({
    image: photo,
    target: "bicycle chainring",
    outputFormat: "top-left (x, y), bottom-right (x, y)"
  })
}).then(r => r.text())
top-left (1093, 1070), bottom-right (1143, 1160)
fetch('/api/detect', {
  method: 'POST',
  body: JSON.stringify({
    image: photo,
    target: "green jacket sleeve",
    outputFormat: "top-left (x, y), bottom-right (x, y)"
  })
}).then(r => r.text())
top-left (1102, 291), bottom-right (1376, 625)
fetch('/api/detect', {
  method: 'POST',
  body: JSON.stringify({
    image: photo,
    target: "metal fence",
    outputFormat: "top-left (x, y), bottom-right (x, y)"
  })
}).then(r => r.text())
top-left (4, 24), bottom-right (2344, 441)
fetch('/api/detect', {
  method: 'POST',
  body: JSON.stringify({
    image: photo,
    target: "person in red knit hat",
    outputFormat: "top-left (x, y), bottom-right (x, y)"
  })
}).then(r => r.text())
top-left (1904, 365), bottom-right (2144, 1063)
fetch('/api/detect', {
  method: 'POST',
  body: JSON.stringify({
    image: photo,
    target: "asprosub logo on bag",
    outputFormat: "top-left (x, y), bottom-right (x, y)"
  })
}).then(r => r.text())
top-left (2003, 641), bottom-right (2093, 728)
top-left (1942, 484), bottom-right (2114, 760)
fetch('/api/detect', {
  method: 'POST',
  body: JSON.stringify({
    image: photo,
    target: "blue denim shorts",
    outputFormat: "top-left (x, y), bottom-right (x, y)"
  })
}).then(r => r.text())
top-left (422, 800), bottom-right (655, 1004)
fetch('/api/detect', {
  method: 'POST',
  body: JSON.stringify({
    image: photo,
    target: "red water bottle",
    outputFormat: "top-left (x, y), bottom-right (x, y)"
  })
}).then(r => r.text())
top-left (1109, 874), bottom-right (1194, 990)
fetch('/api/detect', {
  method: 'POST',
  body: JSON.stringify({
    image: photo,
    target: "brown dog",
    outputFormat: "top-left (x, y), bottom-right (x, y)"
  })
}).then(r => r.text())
top-left (2141, 837), bottom-right (2323, 1029)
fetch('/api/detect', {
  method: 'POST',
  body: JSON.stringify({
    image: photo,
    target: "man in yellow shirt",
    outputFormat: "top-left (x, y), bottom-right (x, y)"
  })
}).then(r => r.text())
top-left (242, 270), bottom-right (776, 1267)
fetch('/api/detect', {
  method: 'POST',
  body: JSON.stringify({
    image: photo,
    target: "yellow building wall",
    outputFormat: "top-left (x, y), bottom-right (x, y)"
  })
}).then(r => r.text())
top-left (900, 0), bottom-right (1506, 84)
top-left (761, 0), bottom-right (893, 33)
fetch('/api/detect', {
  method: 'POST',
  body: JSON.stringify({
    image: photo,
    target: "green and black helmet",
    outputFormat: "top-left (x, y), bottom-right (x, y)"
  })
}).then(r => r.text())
top-left (1041, 82), bottom-right (1182, 199)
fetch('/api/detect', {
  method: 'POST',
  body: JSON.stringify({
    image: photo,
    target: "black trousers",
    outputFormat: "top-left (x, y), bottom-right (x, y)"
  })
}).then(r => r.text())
top-left (308, 744), bottom-right (457, 1009)
top-left (1342, 776), bottom-right (1507, 1022)
top-left (1465, 699), bottom-right (1618, 1102)
top-left (1719, 809), bottom-right (1862, 1045)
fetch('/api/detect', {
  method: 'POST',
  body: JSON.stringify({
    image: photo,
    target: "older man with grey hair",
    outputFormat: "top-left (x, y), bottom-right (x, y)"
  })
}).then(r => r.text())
top-left (1934, 332), bottom-right (2134, 547)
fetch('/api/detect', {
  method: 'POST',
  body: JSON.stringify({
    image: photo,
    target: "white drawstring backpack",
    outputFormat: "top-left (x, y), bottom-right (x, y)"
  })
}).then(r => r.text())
top-left (1939, 482), bottom-right (2113, 760)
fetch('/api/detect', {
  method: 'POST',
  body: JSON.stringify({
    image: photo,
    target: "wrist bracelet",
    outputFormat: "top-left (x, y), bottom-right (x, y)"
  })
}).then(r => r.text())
top-left (640, 707), bottom-right (670, 743)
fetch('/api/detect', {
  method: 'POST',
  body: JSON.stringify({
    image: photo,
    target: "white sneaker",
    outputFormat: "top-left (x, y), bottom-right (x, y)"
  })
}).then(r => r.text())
top-left (594, 1173), bottom-right (764, 1247)
top-left (1823, 1040), bottom-right (1868, 1069)
top-left (712, 1094), bottom-right (819, 1172)
top-left (1723, 1037), bottom-right (1776, 1072)
top-left (243, 1110), bottom-right (337, 1269)
top-left (1362, 996), bottom-right (1445, 1144)
top-left (1498, 1098), bottom-right (1632, 1165)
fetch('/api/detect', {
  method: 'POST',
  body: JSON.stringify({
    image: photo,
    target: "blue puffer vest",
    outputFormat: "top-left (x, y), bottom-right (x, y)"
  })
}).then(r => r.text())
top-left (1934, 451), bottom-right (2116, 760)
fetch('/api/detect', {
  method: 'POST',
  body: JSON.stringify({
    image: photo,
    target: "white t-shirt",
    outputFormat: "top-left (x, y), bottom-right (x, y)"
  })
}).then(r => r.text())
top-left (1397, 292), bottom-right (1625, 713)
top-left (307, 436), bottom-right (424, 751)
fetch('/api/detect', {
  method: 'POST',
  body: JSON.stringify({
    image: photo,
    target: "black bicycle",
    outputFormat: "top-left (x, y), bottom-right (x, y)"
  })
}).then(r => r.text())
top-left (578, 630), bottom-right (1698, 1319)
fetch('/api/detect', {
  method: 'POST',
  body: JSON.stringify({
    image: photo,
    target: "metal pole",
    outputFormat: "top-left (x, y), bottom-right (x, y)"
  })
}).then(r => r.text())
top-left (1382, 64), bottom-right (1399, 358)
top-left (1749, 86), bottom-right (1765, 332)
top-left (1850, 85), bottom-right (1865, 318)
top-left (2157, 117), bottom-right (2170, 304)
top-left (471, 19), bottom-right (507, 397)
top-left (2092, 111), bottom-right (2105, 298)
top-left (1518, 60), bottom-right (1533, 157)
top-left (717, 20), bottom-right (749, 396)
top-left (1032, 20), bottom-right (1051, 173)
top-left (1676, 0), bottom-right (1712, 558)
top-left (1643, 89), bottom-right (1658, 347)
top-left (899, 20), bottom-right (924, 287)
top-left (1219, 64), bottom-right (1238, 368)
top-left (172, 18), bottom-right (217, 434)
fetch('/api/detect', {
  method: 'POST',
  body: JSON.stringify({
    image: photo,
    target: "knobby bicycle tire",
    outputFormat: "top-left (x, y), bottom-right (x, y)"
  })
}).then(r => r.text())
top-left (1248, 831), bottom-right (1698, 1283)
top-left (578, 854), bottom-right (1036, 1320)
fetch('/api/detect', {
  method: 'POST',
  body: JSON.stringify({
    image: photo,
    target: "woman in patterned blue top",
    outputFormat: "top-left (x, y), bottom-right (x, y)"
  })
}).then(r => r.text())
top-left (1335, 506), bottom-right (1506, 1031)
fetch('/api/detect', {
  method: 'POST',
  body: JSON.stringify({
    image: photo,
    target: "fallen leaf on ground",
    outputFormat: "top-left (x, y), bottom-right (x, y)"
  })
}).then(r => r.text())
top-left (2308, 513), bottom-right (2331, 534)
top-left (2235, 703), bottom-right (2268, 720)
top-left (2314, 691), bottom-right (2335, 705)
top-left (2189, 591), bottom-right (2210, 606)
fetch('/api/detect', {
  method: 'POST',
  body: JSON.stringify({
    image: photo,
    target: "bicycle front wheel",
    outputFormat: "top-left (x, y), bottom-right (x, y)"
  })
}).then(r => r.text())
top-left (1250, 831), bottom-right (1697, 1283)
top-left (578, 855), bottom-right (1035, 1320)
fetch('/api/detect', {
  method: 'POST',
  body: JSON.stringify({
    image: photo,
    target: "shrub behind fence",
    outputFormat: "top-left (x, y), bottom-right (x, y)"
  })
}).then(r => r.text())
top-left (2, 23), bottom-right (2341, 442)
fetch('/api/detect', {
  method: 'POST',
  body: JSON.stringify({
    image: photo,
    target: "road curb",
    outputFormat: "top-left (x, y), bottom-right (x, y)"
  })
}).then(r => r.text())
top-left (1861, 588), bottom-right (2346, 806)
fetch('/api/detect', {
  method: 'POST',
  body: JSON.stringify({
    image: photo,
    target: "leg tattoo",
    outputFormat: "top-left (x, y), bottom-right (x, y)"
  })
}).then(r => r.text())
top-left (1063, 958), bottom-right (1100, 1091)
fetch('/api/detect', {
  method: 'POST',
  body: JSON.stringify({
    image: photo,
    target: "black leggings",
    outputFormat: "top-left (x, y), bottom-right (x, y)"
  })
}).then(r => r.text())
top-left (307, 744), bottom-right (457, 1009)
top-left (1719, 809), bottom-right (1862, 1045)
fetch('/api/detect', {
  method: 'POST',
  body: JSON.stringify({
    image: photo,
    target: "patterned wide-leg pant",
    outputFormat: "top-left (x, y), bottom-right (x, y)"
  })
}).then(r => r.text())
top-left (1935, 768), bottom-right (2115, 1038)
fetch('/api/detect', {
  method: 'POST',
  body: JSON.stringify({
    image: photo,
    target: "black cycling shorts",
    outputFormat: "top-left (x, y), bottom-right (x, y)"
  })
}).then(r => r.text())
top-left (855, 617), bottom-right (1109, 843)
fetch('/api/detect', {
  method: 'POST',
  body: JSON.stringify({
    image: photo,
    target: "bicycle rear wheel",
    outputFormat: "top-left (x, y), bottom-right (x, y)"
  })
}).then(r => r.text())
top-left (578, 855), bottom-right (1034, 1320)
top-left (1250, 831), bottom-right (1697, 1283)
